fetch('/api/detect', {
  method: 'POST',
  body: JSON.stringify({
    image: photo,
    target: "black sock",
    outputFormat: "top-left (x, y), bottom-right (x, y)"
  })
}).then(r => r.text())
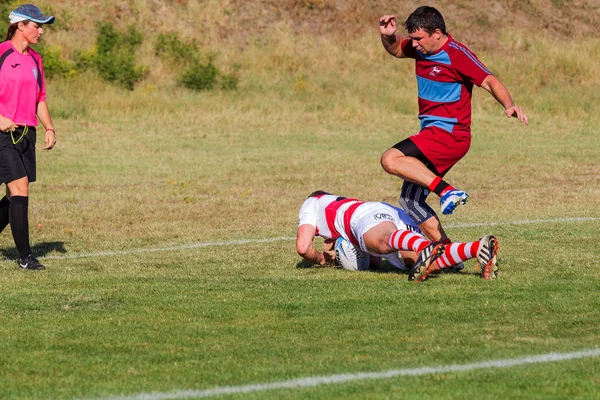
top-left (429, 177), bottom-right (455, 197)
top-left (0, 196), bottom-right (10, 233)
top-left (9, 196), bottom-right (31, 259)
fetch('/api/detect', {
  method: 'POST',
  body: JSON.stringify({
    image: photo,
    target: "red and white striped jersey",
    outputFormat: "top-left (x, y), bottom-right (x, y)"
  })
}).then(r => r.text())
top-left (298, 194), bottom-right (364, 244)
top-left (298, 193), bottom-right (419, 246)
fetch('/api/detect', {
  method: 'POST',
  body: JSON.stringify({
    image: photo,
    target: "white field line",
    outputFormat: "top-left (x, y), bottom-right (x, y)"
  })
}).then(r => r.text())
top-left (27, 216), bottom-right (598, 261)
top-left (99, 348), bottom-right (600, 400)
top-left (38, 237), bottom-right (295, 261)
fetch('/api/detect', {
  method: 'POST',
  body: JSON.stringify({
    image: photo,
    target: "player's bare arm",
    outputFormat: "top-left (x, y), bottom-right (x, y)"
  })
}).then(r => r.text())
top-left (296, 224), bottom-right (326, 266)
top-left (380, 15), bottom-right (406, 58)
top-left (481, 75), bottom-right (529, 125)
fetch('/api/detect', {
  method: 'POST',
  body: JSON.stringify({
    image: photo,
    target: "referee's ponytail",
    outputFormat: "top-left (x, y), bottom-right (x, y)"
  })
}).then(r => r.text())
top-left (6, 22), bottom-right (23, 41)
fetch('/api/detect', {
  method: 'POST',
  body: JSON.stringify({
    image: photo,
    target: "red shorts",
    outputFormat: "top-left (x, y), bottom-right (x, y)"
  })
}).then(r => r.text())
top-left (409, 127), bottom-right (471, 176)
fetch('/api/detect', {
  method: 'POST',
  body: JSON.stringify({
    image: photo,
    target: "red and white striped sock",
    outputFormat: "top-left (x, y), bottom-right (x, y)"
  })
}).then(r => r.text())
top-left (435, 241), bottom-right (480, 269)
top-left (388, 230), bottom-right (430, 253)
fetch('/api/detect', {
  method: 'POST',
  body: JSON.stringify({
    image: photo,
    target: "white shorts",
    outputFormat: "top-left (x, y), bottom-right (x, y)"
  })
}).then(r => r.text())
top-left (381, 251), bottom-right (408, 271)
top-left (350, 202), bottom-right (418, 258)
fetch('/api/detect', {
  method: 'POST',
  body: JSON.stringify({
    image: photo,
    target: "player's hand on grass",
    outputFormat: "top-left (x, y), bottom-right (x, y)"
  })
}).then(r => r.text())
top-left (323, 239), bottom-right (337, 267)
top-left (379, 15), bottom-right (397, 36)
top-left (505, 105), bottom-right (528, 125)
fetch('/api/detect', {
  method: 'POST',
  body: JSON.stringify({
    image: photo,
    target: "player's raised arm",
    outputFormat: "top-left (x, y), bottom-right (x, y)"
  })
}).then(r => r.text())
top-left (481, 75), bottom-right (529, 125)
top-left (380, 15), bottom-right (406, 58)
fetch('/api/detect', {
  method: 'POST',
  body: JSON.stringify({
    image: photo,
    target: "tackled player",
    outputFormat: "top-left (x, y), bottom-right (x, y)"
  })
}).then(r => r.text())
top-left (296, 191), bottom-right (499, 281)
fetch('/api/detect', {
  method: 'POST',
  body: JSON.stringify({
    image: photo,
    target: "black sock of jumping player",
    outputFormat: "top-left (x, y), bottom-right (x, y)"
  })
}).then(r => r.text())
top-left (9, 196), bottom-right (32, 259)
top-left (0, 196), bottom-right (10, 233)
top-left (428, 176), bottom-right (455, 197)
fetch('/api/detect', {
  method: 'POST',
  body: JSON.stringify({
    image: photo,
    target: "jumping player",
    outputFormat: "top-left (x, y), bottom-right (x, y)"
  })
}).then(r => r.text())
top-left (379, 6), bottom-right (527, 243)
top-left (296, 191), bottom-right (499, 281)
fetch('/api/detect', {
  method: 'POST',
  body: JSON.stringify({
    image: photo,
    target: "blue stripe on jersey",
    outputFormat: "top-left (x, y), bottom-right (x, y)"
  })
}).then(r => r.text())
top-left (416, 75), bottom-right (462, 103)
top-left (417, 49), bottom-right (451, 65)
top-left (448, 42), bottom-right (493, 75)
top-left (419, 114), bottom-right (458, 133)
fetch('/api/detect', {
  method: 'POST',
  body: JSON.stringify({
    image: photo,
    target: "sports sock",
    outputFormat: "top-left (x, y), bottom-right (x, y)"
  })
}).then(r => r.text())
top-left (435, 241), bottom-right (480, 269)
top-left (428, 176), bottom-right (456, 197)
top-left (0, 196), bottom-right (10, 233)
top-left (388, 230), bottom-right (430, 253)
top-left (9, 196), bottom-right (31, 259)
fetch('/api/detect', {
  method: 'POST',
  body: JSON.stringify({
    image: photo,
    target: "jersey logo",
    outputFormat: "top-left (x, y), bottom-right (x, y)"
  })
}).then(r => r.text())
top-left (11, 63), bottom-right (19, 68)
top-left (374, 213), bottom-right (394, 221)
top-left (32, 67), bottom-right (38, 79)
top-left (429, 66), bottom-right (442, 76)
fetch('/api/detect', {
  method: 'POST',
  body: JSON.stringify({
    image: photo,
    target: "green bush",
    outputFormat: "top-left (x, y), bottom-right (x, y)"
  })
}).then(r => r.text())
top-left (0, 0), bottom-right (12, 38)
top-left (155, 32), bottom-right (199, 64)
top-left (73, 47), bottom-right (97, 72)
top-left (180, 59), bottom-right (220, 91)
top-left (37, 44), bottom-right (77, 79)
top-left (155, 33), bottom-right (239, 92)
top-left (93, 22), bottom-right (147, 90)
top-left (220, 73), bottom-right (239, 91)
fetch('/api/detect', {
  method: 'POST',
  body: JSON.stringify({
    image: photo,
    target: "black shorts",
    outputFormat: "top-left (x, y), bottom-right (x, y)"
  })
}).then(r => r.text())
top-left (392, 137), bottom-right (441, 176)
top-left (0, 126), bottom-right (36, 184)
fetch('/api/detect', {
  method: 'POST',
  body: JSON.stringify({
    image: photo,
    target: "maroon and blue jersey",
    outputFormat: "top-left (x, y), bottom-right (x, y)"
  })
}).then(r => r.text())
top-left (401, 34), bottom-right (492, 136)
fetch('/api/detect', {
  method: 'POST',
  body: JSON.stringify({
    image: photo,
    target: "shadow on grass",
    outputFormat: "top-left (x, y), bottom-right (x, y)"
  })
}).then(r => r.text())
top-left (295, 259), bottom-right (483, 279)
top-left (295, 259), bottom-right (408, 275)
top-left (295, 260), bottom-right (334, 269)
top-left (0, 241), bottom-right (66, 260)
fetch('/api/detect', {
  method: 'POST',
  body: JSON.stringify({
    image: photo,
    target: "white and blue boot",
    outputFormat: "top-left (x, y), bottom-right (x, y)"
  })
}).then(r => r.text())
top-left (440, 190), bottom-right (469, 215)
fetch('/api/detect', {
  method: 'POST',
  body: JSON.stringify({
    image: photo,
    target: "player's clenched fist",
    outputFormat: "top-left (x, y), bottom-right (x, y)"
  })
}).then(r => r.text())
top-left (322, 239), bottom-right (336, 266)
top-left (379, 15), bottom-right (397, 36)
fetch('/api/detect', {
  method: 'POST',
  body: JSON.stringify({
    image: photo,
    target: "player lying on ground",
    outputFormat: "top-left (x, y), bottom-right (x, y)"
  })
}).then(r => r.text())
top-left (296, 191), bottom-right (499, 281)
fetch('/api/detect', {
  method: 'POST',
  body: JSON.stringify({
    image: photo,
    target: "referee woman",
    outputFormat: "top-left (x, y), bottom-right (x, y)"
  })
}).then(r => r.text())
top-left (0, 4), bottom-right (56, 269)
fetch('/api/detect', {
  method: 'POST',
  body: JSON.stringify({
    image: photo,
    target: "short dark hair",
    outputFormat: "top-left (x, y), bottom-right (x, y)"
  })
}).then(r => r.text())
top-left (404, 6), bottom-right (447, 35)
top-left (307, 190), bottom-right (329, 198)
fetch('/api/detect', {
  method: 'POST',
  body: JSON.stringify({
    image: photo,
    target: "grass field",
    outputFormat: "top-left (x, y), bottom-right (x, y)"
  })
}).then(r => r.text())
top-left (0, 3), bottom-right (599, 398)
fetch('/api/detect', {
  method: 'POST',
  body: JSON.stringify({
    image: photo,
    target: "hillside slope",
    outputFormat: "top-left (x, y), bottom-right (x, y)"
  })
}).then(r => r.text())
top-left (40, 0), bottom-right (600, 50)
top-left (4, 0), bottom-right (592, 115)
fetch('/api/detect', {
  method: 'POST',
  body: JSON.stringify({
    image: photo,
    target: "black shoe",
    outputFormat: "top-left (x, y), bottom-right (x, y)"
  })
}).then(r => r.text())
top-left (18, 254), bottom-right (45, 270)
top-left (408, 242), bottom-right (445, 282)
top-left (477, 235), bottom-right (498, 280)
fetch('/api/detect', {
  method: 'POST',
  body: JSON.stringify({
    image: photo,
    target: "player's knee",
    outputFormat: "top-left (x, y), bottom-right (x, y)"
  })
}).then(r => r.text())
top-left (7, 179), bottom-right (29, 197)
top-left (374, 241), bottom-right (394, 255)
top-left (365, 241), bottom-right (390, 255)
top-left (399, 197), bottom-right (435, 226)
top-left (380, 149), bottom-right (402, 174)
